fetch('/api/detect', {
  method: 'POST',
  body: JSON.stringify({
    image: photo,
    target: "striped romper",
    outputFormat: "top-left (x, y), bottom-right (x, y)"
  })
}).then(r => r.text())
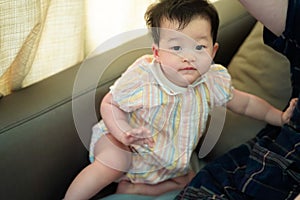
top-left (89, 55), bottom-right (233, 184)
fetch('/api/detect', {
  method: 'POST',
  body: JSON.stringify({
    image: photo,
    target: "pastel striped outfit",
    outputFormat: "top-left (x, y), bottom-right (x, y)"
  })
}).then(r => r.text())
top-left (90, 55), bottom-right (233, 184)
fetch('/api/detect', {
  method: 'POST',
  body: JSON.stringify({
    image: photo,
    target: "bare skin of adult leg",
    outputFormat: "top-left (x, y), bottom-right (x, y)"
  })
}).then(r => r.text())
top-left (116, 170), bottom-right (196, 196)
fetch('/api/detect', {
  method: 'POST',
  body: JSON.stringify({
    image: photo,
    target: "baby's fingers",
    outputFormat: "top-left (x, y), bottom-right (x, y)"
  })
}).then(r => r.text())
top-left (282, 98), bottom-right (299, 124)
top-left (130, 126), bottom-right (152, 138)
top-left (124, 126), bottom-right (154, 146)
top-left (130, 137), bottom-right (153, 147)
top-left (287, 98), bottom-right (298, 113)
top-left (290, 98), bottom-right (298, 108)
top-left (137, 127), bottom-right (155, 147)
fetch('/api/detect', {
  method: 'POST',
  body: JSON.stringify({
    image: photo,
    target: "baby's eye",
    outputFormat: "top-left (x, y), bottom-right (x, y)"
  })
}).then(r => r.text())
top-left (195, 45), bottom-right (206, 51)
top-left (170, 46), bottom-right (182, 51)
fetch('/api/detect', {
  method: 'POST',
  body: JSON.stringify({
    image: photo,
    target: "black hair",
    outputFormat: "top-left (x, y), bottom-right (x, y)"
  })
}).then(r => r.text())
top-left (145, 0), bottom-right (219, 45)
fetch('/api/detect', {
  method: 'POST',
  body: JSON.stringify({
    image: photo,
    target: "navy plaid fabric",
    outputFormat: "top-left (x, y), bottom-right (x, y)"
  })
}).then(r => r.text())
top-left (176, 125), bottom-right (300, 200)
top-left (175, 0), bottom-right (300, 199)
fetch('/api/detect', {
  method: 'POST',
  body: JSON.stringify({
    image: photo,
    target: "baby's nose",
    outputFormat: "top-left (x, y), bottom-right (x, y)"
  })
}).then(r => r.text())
top-left (181, 50), bottom-right (196, 62)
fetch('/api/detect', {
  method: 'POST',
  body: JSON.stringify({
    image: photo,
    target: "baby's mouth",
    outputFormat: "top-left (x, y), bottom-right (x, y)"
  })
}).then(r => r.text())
top-left (180, 67), bottom-right (196, 71)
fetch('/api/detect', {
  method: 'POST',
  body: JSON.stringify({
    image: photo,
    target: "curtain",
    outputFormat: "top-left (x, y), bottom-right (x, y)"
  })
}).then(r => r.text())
top-left (0, 0), bottom-right (84, 96)
top-left (0, 0), bottom-right (157, 97)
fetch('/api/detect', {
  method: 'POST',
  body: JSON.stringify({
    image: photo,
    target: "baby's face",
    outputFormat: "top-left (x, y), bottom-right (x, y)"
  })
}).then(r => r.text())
top-left (153, 16), bottom-right (218, 87)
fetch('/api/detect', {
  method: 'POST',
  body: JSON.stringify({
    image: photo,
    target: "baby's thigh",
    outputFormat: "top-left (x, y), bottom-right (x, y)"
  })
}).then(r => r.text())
top-left (94, 133), bottom-right (132, 172)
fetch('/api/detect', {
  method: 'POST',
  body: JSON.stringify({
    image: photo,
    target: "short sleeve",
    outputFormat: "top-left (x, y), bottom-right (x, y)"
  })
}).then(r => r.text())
top-left (263, 0), bottom-right (300, 98)
top-left (205, 64), bottom-right (233, 107)
top-left (110, 57), bottom-right (151, 112)
top-left (263, 0), bottom-right (300, 57)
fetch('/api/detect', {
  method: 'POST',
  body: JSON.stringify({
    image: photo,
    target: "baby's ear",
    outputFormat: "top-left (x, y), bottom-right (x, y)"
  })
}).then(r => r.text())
top-left (212, 42), bottom-right (219, 58)
top-left (152, 44), bottom-right (160, 60)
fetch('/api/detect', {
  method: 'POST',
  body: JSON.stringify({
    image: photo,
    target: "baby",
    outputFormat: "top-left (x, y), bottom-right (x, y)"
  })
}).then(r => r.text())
top-left (64, 0), bottom-right (297, 199)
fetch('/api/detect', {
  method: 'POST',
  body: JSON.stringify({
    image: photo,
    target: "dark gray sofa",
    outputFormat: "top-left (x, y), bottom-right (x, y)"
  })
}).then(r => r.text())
top-left (0, 0), bottom-right (258, 199)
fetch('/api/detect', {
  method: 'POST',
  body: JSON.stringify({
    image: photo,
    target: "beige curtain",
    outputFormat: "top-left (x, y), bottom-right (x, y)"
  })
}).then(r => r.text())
top-left (0, 0), bottom-right (160, 97)
top-left (0, 0), bottom-right (85, 96)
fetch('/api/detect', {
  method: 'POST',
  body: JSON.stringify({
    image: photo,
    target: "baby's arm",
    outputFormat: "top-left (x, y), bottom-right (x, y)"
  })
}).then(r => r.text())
top-left (100, 93), bottom-right (154, 147)
top-left (227, 89), bottom-right (297, 126)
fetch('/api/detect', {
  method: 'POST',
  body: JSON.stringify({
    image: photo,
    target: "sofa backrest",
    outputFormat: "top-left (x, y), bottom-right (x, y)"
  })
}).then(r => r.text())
top-left (0, 0), bottom-right (256, 199)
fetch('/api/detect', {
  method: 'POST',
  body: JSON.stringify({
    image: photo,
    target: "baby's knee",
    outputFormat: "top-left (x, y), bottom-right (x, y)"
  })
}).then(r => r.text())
top-left (94, 134), bottom-right (132, 172)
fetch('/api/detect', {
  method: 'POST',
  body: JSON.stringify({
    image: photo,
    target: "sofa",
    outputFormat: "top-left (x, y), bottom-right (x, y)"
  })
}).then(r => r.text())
top-left (0, 0), bottom-right (292, 199)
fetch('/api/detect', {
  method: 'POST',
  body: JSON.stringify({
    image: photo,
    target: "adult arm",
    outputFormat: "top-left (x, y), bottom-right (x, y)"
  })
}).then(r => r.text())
top-left (238, 0), bottom-right (288, 36)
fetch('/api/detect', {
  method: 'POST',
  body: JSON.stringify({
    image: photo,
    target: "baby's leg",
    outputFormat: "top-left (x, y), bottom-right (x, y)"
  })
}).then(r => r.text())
top-left (64, 133), bottom-right (132, 200)
top-left (116, 170), bottom-right (195, 196)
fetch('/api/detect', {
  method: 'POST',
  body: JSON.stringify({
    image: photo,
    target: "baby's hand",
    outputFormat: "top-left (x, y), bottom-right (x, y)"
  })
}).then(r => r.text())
top-left (122, 126), bottom-right (154, 148)
top-left (282, 98), bottom-right (298, 125)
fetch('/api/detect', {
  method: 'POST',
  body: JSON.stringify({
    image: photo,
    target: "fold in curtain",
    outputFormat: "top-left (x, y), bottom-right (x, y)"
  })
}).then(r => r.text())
top-left (0, 0), bottom-right (85, 96)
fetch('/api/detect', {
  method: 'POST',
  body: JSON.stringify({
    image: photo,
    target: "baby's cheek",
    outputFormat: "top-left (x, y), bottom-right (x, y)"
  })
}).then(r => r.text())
top-left (196, 55), bottom-right (212, 75)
